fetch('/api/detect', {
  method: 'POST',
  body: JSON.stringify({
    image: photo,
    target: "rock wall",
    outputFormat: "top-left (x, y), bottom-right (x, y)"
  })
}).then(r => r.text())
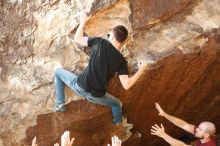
top-left (0, 0), bottom-right (219, 146)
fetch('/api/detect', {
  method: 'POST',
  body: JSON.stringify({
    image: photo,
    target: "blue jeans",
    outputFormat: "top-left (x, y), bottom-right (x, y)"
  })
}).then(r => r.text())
top-left (54, 68), bottom-right (123, 124)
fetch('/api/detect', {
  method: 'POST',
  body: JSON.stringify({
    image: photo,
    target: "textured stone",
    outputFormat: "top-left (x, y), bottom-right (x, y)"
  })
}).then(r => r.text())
top-left (109, 32), bottom-right (220, 145)
top-left (22, 100), bottom-right (132, 146)
top-left (129, 0), bottom-right (193, 31)
top-left (0, 0), bottom-right (219, 146)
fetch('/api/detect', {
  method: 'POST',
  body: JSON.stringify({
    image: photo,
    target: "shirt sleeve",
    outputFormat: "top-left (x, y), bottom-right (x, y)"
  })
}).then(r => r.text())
top-left (118, 59), bottom-right (128, 75)
top-left (88, 37), bottom-right (102, 47)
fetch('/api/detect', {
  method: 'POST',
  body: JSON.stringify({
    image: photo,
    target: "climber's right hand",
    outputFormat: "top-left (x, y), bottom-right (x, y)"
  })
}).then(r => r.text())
top-left (138, 60), bottom-right (148, 71)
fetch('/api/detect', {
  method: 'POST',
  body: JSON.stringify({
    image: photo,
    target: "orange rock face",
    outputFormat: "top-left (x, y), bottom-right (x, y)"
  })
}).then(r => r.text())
top-left (0, 0), bottom-right (219, 146)
top-left (129, 0), bottom-right (193, 30)
top-left (24, 100), bottom-right (113, 146)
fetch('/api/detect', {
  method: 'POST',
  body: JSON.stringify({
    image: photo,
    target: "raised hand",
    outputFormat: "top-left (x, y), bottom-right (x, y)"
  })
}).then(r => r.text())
top-left (151, 124), bottom-right (166, 138)
top-left (79, 11), bottom-right (91, 24)
top-left (61, 131), bottom-right (75, 146)
top-left (107, 135), bottom-right (121, 146)
top-left (137, 60), bottom-right (148, 71)
top-left (155, 103), bottom-right (166, 117)
top-left (32, 137), bottom-right (38, 146)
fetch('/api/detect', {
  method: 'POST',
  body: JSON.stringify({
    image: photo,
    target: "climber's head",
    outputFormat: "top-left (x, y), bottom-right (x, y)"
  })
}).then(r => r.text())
top-left (107, 25), bottom-right (128, 49)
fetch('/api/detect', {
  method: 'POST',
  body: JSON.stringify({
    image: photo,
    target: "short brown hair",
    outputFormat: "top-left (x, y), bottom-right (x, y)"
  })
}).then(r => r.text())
top-left (112, 25), bottom-right (128, 43)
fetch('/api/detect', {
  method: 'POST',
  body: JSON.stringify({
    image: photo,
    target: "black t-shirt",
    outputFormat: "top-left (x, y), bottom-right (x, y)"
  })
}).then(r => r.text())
top-left (77, 37), bottom-right (128, 97)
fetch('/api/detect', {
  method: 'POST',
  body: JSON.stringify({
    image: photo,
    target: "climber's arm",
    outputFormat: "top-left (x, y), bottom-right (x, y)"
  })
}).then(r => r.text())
top-left (119, 61), bottom-right (147, 90)
top-left (74, 12), bottom-right (91, 46)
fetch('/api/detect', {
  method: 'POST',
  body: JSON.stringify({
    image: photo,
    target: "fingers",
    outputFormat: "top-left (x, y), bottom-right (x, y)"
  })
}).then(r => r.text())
top-left (66, 131), bottom-right (70, 140)
top-left (80, 11), bottom-right (91, 22)
top-left (54, 143), bottom-right (59, 146)
top-left (63, 131), bottom-right (70, 140)
top-left (153, 124), bottom-right (160, 129)
top-left (111, 135), bottom-right (121, 146)
top-left (151, 132), bottom-right (157, 135)
top-left (155, 124), bottom-right (160, 128)
top-left (61, 131), bottom-right (66, 140)
top-left (155, 103), bottom-right (160, 110)
top-left (151, 128), bottom-right (157, 133)
top-left (61, 131), bottom-right (75, 146)
top-left (87, 15), bottom-right (92, 20)
top-left (151, 128), bottom-right (157, 134)
top-left (32, 137), bottom-right (37, 146)
top-left (70, 137), bottom-right (75, 145)
top-left (137, 60), bottom-right (148, 71)
top-left (151, 124), bottom-right (160, 133)
top-left (32, 136), bottom-right (36, 143)
top-left (151, 126), bottom-right (158, 131)
top-left (155, 102), bottom-right (165, 116)
top-left (151, 123), bottom-right (166, 138)
top-left (161, 123), bottom-right (164, 129)
top-left (151, 126), bottom-right (158, 135)
top-left (138, 60), bottom-right (147, 67)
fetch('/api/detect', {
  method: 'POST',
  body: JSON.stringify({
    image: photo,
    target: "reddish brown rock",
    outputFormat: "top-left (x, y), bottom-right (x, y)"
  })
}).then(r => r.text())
top-left (24, 100), bottom-right (112, 146)
top-left (109, 30), bottom-right (220, 146)
top-left (129, 0), bottom-right (193, 31)
top-left (23, 100), bottom-right (132, 146)
top-left (0, 0), bottom-right (220, 146)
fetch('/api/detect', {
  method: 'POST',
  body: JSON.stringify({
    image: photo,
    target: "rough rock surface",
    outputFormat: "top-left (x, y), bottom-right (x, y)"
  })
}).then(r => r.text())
top-left (0, 0), bottom-right (219, 146)
top-left (23, 100), bottom-right (132, 146)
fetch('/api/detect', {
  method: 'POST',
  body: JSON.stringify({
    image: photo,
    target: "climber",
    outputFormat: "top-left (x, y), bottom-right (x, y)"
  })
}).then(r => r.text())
top-left (151, 103), bottom-right (216, 146)
top-left (53, 11), bottom-right (148, 125)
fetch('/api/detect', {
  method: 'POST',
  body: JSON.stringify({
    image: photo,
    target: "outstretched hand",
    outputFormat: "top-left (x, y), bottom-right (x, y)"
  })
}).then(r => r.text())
top-left (155, 103), bottom-right (166, 117)
top-left (61, 131), bottom-right (75, 146)
top-left (151, 124), bottom-right (166, 138)
top-left (107, 135), bottom-right (121, 146)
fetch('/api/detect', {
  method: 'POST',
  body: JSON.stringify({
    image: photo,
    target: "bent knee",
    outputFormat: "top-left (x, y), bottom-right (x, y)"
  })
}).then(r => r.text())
top-left (120, 101), bottom-right (123, 107)
top-left (55, 68), bottom-right (64, 76)
top-left (113, 100), bottom-right (122, 108)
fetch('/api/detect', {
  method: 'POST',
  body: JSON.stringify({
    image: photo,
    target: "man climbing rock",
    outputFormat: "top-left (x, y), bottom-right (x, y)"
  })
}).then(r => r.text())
top-left (53, 11), bottom-right (147, 124)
